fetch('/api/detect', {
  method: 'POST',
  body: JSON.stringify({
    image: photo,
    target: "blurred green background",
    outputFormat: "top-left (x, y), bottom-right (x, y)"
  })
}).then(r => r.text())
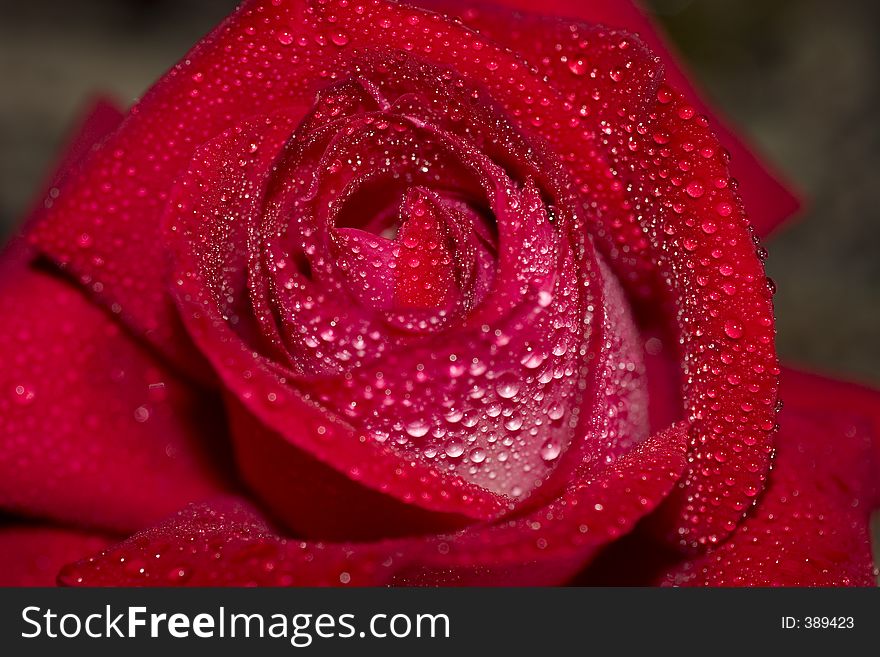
top-left (1, 0), bottom-right (877, 386)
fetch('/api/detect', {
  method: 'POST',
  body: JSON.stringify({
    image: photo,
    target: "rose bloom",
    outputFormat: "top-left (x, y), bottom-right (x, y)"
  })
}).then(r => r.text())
top-left (0, 0), bottom-right (877, 587)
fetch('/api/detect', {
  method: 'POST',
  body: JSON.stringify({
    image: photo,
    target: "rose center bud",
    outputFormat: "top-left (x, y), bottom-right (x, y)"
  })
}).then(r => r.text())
top-left (392, 188), bottom-right (456, 309)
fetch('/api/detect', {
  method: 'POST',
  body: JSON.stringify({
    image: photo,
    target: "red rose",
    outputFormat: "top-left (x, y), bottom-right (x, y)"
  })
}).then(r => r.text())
top-left (1, 0), bottom-right (877, 587)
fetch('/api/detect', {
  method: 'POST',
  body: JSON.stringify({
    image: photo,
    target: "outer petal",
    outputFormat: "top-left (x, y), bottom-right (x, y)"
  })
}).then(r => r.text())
top-left (577, 369), bottom-right (880, 586)
top-left (0, 524), bottom-right (113, 587)
top-left (663, 412), bottom-right (878, 583)
top-left (58, 424), bottom-right (687, 586)
top-left (779, 368), bottom-right (880, 477)
top-left (0, 103), bottom-right (233, 533)
top-left (463, 0), bottom-right (800, 235)
top-left (28, 1), bottom-right (317, 373)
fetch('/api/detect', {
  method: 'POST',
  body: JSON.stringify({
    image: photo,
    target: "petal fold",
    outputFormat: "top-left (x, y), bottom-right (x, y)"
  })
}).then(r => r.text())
top-left (60, 424), bottom-right (688, 586)
top-left (1, 102), bottom-right (233, 533)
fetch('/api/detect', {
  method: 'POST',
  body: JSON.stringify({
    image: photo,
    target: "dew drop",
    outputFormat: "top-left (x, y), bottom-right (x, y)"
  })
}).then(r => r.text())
top-left (445, 442), bottom-right (464, 458)
top-left (701, 220), bottom-right (718, 235)
top-left (405, 419), bottom-right (430, 438)
top-left (504, 416), bottom-right (523, 431)
top-left (715, 202), bottom-right (733, 217)
top-left (494, 374), bottom-right (520, 399)
top-left (723, 320), bottom-right (744, 339)
top-left (469, 448), bottom-right (486, 464)
top-left (540, 441), bottom-right (561, 462)
top-left (685, 181), bottom-right (705, 198)
top-left (567, 58), bottom-right (587, 76)
top-left (12, 384), bottom-right (36, 405)
top-left (330, 31), bottom-right (349, 46)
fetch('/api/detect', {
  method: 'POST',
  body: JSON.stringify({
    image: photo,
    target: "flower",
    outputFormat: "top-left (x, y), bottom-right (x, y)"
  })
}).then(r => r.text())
top-left (0, 0), bottom-right (877, 587)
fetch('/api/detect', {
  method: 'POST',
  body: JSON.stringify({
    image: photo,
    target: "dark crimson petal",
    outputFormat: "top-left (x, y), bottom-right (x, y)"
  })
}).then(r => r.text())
top-left (0, 244), bottom-right (233, 532)
top-left (0, 524), bottom-right (114, 587)
top-left (631, 86), bottom-right (779, 550)
top-left (641, 329), bottom-right (684, 434)
top-left (780, 368), bottom-right (880, 473)
top-left (577, 369), bottom-right (880, 586)
top-left (451, 0), bottom-right (800, 236)
top-left (0, 103), bottom-right (232, 533)
top-left (59, 498), bottom-right (415, 586)
top-left (225, 398), bottom-right (475, 541)
top-left (59, 423), bottom-right (687, 586)
top-left (660, 371), bottom-right (879, 586)
top-left (29, 3), bottom-right (316, 375)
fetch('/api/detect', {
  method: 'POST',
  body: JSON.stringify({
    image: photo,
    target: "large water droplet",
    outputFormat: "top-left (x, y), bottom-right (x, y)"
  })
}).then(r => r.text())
top-left (445, 441), bottom-right (464, 458)
top-left (723, 320), bottom-right (744, 339)
top-left (685, 181), bottom-right (705, 198)
top-left (405, 419), bottom-right (430, 438)
top-left (540, 440), bottom-right (561, 462)
top-left (494, 374), bottom-right (520, 399)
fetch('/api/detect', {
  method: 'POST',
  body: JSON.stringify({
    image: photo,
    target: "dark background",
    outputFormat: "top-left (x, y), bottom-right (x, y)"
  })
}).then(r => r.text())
top-left (1, 0), bottom-right (877, 387)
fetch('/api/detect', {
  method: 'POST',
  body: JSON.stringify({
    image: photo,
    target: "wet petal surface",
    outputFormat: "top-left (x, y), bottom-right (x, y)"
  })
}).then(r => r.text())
top-left (59, 423), bottom-right (687, 586)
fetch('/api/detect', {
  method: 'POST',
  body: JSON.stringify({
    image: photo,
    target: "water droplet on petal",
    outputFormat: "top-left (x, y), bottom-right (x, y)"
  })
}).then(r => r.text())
top-left (723, 320), bottom-right (744, 339)
top-left (330, 31), bottom-right (349, 47)
top-left (494, 374), bottom-right (520, 399)
top-left (540, 441), bottom-right (561, 462)
top-left (567, 58), bottom-right (587, 76)
top-left (405, 419), bottom-right (429, 438)
top-left (685, 181), bottom-right (705, 198)
top-left (445, 442), bottom-right (464, 458)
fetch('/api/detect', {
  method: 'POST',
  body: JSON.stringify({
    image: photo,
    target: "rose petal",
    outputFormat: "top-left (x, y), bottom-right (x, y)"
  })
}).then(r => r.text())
top-left (0, 247), bottom-right (234, 532)
top-left (0, 524), bottom-right (114, 587)
top-left (27, 2), bottom-right (775, 547)
top-left (58, 423), bottom-right (687, 586)
top-left (446, 0), bottom-right (800, 235)
top-left (780, 368), bottom-right (880, 476)
top-left (661, 374), bottom-right (879, 586)
top-left (577, 369), bottom-right (880, 586)
top-left (0, 103), bottom-right (233, 533)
